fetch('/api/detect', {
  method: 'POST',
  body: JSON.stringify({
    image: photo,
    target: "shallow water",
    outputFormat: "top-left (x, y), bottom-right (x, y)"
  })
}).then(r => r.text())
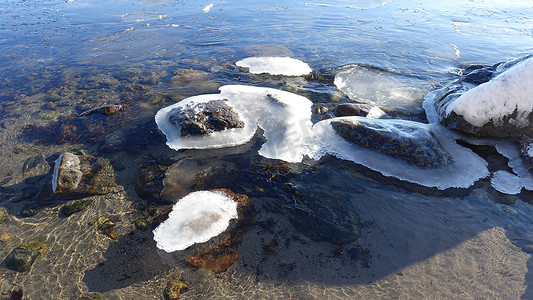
top-left (1, 0), bottom-right (533, 299)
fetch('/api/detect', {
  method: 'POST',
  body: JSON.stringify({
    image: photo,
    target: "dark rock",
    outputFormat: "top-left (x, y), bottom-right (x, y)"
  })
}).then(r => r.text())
top-left (77, 292), bottom-right (106, 300)
top-left (52, 152), bottom-right (117, 198)
top-left (334, 103), bottom-right (370, 117)
top-left (21, 209), bottom-right (40, 218)
top-left (22, 155), bottom-right (51, 178)
top-left (0, 206), bottom-right (8, 224)
top-left (163, 279), bottom-right (189, 300)
top-left (135, 165), bottom-right (171, 205)
top-left (287, 187), bottom-right (360, 245)
top-left (433, 55), bottom-right (533, 138)
top-left (4, 241), bottom-right (49, 272)
top-left (90, 216), bottom-right (117, 240)
top-left (185, 189), bottom-right (255, 273)
top-left (78, 104), bottom-right (123, 117)
top-left (168, 99), bottom-right (245, 137)
top-left (331, 118), bottom-right (453, 168)
top-left (134, 218), bottom-right (150, 231)
top-left (60, 199), bottom-right (94, 216)
top-left (520, 136), bottom-right (533, 175)
top-left (320, 113), bottom-right (334, 121)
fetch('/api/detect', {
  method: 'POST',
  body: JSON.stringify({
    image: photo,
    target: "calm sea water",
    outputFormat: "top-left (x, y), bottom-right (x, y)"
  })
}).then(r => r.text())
top-left (1, 0), bottom-right (533, 299)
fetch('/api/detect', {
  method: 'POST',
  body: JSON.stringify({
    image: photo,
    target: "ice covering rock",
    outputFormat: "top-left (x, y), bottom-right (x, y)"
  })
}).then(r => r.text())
top-left (330, 118), bottom-right (453, 168)
top-left (428, 55), bottom-right (533, 138)
top-left (52, 152), bottom-right (82, 194)
top-left (155, 85), bottom-right (313, 163)
top-left (153, 191), bottom-right (238, 252)
top-left (236, 57), bottom-right (312, 76)
top-left (311, 117), bottom-right (489, 189)
top-left (334, 65), bottom-right (429, 114)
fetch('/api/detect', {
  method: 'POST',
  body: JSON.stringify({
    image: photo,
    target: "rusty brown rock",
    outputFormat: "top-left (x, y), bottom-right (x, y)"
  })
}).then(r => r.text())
top-left (334, 103), bottom-right (371, 117)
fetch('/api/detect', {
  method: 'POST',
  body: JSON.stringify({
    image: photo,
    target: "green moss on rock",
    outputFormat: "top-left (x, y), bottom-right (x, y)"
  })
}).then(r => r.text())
top-left (164, 279), bottom-right (189, 300)
top-left (0, 206), bottom-right (8, 224)
top-left (4, 241), bottom-right (50, 272)
top-left (61, 199), bottom-right (94, 216)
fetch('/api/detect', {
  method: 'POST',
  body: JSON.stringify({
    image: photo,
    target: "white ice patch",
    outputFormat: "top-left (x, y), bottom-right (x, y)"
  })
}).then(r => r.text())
top-left (491, 171), bottom-right (523, 195)
top-left (155, 85), bottom-right (313, 163)
top-left (366, 106), bottom-right (388, 119)
top-left (334, 65), bottom-right (429, 114)
top-left (153, 191), bottom-right (238, 252)
top-left (494, 141), bottom-right (533, 193)
top-left (236, 57), bottom-right (312, 76)
top-left (445, 57), bottom-right (533, 127)
top-left (203, 3), bottom-right (214, 13)
top-left (311, 117), bottom-right (489, 189)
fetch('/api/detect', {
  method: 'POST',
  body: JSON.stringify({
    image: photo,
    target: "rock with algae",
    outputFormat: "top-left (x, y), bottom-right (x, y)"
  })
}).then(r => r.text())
top-left (60, 199), bottom-right (94, 216)
top-left (0, 206), bottom-right (8, 224)
top-left (90, 216), bottom-right (117, 240)
top-left (4, 241), bottom-right (50, 272)
top-left (163, 279), bottom-right (189, 300)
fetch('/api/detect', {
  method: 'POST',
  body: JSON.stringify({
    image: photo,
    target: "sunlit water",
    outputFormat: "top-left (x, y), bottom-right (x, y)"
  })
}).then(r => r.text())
top-left (0, 0), bottom-right (533, 299)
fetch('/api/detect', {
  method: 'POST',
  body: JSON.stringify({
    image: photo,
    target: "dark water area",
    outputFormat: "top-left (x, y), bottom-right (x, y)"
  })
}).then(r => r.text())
top-left (1, 0), bottom-right (533, 299)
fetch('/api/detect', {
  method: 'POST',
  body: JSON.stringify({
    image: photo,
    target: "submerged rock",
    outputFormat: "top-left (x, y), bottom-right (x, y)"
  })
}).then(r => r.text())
top-left (163, 279), bottom-right (189, 300)
top-left (60, 199), bottom-right (94, 216)
top-left (91, 216), bottom-right (117, 240)
top-left (77, 292), bottom-right (106, 300)
top-left (52, 152), bottom-right (117, 198)
top-left (334, 103), bottom-right (370, 117)
top-left (22, 155), bottom-right (51, 178)
top-left (78, 104), bottom-right (123, 117)
top-left (287, 187), bottom-right (360, 245)
top-left (331, 118), bottom-right (453, 168)
top-left (134, 218), bottom-right (150, 231)
top-left (432, 55), bottom-right (533, 138)
top-left (4, 241), bottom-right (49, 272)
top-left (135, 165), bottom-right (171, 205)
top-left (168, 99), bottom-right (245, 137)
top-left (0, 206), bottom-right (8, 224)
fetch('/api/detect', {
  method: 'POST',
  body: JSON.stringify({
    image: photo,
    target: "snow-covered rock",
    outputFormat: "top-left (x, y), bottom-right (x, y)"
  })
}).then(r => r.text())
top-left (430, 55), bottom-right (533, 138)
top-left (155, 85), bottom-right (313, 163)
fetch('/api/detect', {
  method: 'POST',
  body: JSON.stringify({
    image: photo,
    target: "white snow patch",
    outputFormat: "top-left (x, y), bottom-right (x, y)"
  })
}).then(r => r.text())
top-left (236, 57), bottom-right (312, 76)
top-left (153, 191), bottom-right (238, 252)
top-left (203, 3), bottom-right (214, 13)
top-left (335, 65), bottom-right (429, 114)
top-left (311, 117), bottom-right (489, 189)
top-left (155, 85), bottom-right (313, 163)
top-left (446, 57), bottom-right (533, 127)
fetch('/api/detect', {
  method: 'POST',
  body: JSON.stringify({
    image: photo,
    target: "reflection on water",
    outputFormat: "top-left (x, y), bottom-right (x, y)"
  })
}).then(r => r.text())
top-left (0, 0), bottom-right (533, 299)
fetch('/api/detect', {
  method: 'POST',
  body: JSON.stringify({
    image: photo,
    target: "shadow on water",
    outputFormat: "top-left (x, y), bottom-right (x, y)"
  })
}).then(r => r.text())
top-left (71, 129), bottom-right (533, 296)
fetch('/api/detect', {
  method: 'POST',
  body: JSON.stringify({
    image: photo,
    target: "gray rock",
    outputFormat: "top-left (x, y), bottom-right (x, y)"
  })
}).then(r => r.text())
top-left (4, 241), bottom-right (49, 272)
top-left (334, 103), bottom-right (370, 117)
top-left (331, 118), bottom-right (453, 168)
top-left (168, 99), bottom-right (245, 137)
top-left (433, 54), bottom-right (533, 138)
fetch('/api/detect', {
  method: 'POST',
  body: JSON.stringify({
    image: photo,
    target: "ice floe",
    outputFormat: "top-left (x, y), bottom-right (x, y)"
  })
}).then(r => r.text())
top-left (236, 57), bottom-right (312, 76)
top-left (335, 65), bottom-right (429, 114)
top-left (311, 117), bottom-right (489, 189)
top-left (153, 191), bottom-right (238, 252)
top-left (155, 85), bottom-right (313, 163)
